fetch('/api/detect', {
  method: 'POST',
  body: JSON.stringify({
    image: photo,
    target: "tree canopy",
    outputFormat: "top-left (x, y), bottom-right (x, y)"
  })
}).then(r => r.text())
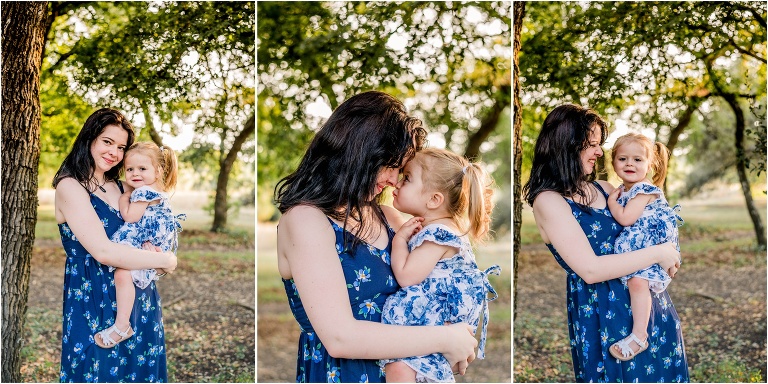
top-left (258, 1), bottom-right (511, 223)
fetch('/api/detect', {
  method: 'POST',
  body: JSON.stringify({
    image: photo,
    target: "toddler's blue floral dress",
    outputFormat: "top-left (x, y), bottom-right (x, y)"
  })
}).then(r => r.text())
top-left (59, 181), bottom-right (167, 383)
top-left (283, 218), bottom-right (399, 383)
top-left (545, 182), bottom-right (689, 382)
top-left (615, 182), bottom-right (683, 292)
top-left (380, 224), bottom-right (500, 383)
top-left (110, 186), bottom-right (182, 289)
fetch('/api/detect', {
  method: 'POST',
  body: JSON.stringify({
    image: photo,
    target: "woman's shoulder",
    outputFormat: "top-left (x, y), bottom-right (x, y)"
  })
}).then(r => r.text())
top-left (55, 177), bottom-right (88, 198)
top-left (279, 204), bottom-right (331, 231)
top-left (381, 204), bottom-right (405, 230)
top-left (532, 190), bottom-right (566, 209)
top-left (595, 180), bottom-right (616, 194)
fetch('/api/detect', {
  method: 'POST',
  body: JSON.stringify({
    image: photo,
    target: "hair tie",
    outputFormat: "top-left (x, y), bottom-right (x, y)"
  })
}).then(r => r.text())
top-left (462, 165), bottom-right (469, 175)
top-left (159, 146), bottom-right (165, 152)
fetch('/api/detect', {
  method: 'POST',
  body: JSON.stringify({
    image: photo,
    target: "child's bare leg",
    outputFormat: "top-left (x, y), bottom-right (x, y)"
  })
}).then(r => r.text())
top-left (627, 277), bottom-right (651, 347)
top-left (113, 268), bottom-right (134, 332)
top-left (385, 361), bottom-right (417, 383)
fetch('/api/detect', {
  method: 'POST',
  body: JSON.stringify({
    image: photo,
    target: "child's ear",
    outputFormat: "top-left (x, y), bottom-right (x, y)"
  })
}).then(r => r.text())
top-left (426, 192), bottom-right (444, 209)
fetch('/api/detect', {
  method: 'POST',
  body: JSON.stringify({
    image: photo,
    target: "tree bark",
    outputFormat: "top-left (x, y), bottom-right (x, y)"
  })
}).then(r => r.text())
top-left (211, 113), bottom-right (255, 232)
top-left (721, 92), bottom-right (767, 248)
top-left (512, 1), bottom-right (525, 321)
top-left (1, 3), bottom-right (48, 382)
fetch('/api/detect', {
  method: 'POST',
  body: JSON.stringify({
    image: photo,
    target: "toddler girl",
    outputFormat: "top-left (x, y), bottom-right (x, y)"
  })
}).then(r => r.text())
top-left (380, 148), bottom-right (500, 382)
top-left (94, 142), bottom-right (183, 348)
top-left (606, 133), bottom-right (682, 361)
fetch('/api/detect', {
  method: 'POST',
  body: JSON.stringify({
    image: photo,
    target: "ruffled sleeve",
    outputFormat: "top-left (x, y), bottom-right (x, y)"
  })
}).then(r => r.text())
top-left (407, 224), bottom-right (473, 261)
top-left (617, 182), bottom-right (662, 206)
top-left (130, 186), bottom-right (166, 204)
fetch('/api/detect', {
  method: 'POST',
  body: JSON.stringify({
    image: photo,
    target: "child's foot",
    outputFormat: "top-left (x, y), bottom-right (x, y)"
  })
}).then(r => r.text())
top-left (609, 333), bottom-right (648, 361)
top-left (94, 324), bottom-right (134, 348)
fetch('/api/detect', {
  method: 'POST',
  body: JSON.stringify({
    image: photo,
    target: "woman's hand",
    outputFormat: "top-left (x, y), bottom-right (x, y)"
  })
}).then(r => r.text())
top-left (442, 323), bottom-right (477, 375)
top-left (656, 242), bottom-right (681, 278)
top-left (142, 242), bottom-right (178, 274)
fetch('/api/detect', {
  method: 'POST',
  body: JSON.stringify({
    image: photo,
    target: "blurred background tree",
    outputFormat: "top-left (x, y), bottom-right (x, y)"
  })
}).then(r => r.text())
top-left (257, 1), bottom-right (512, 233)
top-left (517, 1), bottom-right (766, 247)
top-left (40, 1), bottom-right (254, 232)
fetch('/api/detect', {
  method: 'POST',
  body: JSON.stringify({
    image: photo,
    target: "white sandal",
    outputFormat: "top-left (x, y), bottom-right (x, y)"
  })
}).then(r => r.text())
top-left (609, 333), bottom-right (648, 361)
top-left (94, 324), bottom-right (134, 348)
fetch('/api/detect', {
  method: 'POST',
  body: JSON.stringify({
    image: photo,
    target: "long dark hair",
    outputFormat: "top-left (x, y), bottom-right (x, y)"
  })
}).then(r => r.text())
top-left (52, 108), bottom-right (135, 191)
top-left (523, 103), bottom-right (607, 208)
top-left (275, 91), bottom-right (426, 245)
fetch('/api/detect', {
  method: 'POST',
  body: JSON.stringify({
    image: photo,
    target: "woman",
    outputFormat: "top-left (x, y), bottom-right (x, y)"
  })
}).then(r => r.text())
top-left (523, 104), bottom-right (689, 382)
top-left (275, 91), bottom-right (479, 383)
top-left (54, 108), bottom-right (177, 382)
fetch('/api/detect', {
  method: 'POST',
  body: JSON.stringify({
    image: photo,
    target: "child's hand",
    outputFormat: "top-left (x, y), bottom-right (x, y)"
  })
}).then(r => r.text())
top-left (608, 186), bottom-right (622, 201)
top-left (395, 216), bottom-right (424, 242)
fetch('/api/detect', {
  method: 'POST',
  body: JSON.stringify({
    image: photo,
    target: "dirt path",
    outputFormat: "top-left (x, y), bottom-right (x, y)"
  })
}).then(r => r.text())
top-left (24, 239), bottom-right (255, 382)
top-left (514, 243), bottom-right (767, 382)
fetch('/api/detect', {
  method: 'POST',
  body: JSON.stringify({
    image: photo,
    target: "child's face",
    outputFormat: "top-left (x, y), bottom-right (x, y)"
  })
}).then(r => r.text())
top-left (612, 141), bottom-right (650, 186)
top-left (124, 152), bottom-right (159, 189)
top-left (392, 158), bottom-right (430, 216)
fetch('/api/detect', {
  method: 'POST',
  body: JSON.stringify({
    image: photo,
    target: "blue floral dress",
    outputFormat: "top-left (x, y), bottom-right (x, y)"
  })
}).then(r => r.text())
top-left (615, 182), bottom-right (682, 292)
top-left (283, 218), bottom-right (399, 383)
top-left (110, 186), bottom-right (182, 289)
top-left (59, 181), bottom-right (167, 383)
top-left (545, 182), bottom-right (689, 382)
top-left (379, 224), bottom-right (500, 383)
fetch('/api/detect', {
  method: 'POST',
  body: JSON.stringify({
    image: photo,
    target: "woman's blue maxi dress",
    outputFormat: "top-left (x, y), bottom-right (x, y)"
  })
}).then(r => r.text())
top-left (59, 182), bottom-right (167, 383)
top-left (546, 183), bottom-right (689, 382)
top-left (283, 218), bottom-right (399, 383)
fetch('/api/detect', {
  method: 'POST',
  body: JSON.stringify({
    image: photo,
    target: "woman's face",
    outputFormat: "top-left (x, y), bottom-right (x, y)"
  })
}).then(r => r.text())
top-left (374, 166), bottom-right (399, 197)
top-left (580, 126), bottom-right (604, 175)
top-left (90, 124), bottom-right (128, 175)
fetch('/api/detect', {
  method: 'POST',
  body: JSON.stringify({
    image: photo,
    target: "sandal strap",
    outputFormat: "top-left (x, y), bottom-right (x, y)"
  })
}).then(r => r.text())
top-left (617, 333), bottom-right (647, 358)
top-left (114, 326), bottom-right (130, 338)
top-left (98, 325), bottom-right (119, 346)
top-left (628, 333), bottom-right (647, 348)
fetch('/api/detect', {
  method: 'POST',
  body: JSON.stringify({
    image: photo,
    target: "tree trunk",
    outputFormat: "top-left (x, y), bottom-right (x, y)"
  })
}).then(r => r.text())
top-left (211, 113), bottom-right (255, 232)
top-left (1, 3), bottom-right (48, 382)
top-left (140, 100), bottom-right (166, 147)
top-left (721, 92), bottom-right (767, 248)
top-left (512, 1), bottom-right (525, 321)
top-left (464, 91), bottom-right (510, 161)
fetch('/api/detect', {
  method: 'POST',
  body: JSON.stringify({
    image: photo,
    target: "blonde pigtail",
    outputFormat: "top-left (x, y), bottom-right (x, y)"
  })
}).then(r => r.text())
top-left (160, 146), bottom-right (179, 192)
top-left (462, 163), bottom-right (495, 244)
top-left (651, 142), bottom-right (670, 188)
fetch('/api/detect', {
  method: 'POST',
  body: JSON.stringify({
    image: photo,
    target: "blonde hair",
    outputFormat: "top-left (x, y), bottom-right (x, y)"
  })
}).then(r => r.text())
top-left (124, 142), bottom-right (178, 192)
top-left (611, 133), bottom-right (670, 188)
top-left (412, 148), bottom-right (495, 243)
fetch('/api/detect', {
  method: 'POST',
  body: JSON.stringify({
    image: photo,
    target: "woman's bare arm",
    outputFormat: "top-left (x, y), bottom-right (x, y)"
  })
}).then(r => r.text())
top-left (533, 191), bottom-right (679, 284)
top-left (55, 178), bottom-right (177, 272)
top-left (277, 205), bottom-right (476, 372)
